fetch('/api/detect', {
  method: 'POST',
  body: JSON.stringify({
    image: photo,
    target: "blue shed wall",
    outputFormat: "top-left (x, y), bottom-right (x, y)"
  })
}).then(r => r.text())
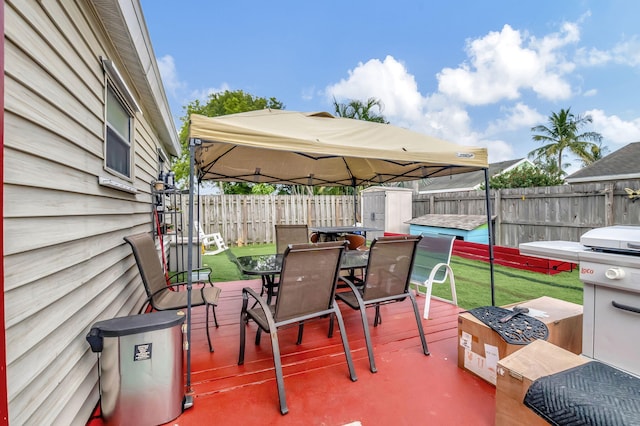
top-left (409, 224), bottom-right (489, 244)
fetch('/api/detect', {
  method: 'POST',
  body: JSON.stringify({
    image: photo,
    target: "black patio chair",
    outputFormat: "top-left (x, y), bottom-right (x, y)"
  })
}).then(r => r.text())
top-left (275, 224), bottom-right (309, 254)
top-left (239, 241), bottom-right (357, 415)
top-left (331, 235), bottom-right (429, 373)
top-left (123, 233), bottom-right (221, 352)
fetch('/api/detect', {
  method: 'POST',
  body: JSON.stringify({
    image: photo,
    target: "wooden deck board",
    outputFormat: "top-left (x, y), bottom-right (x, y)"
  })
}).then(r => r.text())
top-left (88, 279), bottom-right (496, 425)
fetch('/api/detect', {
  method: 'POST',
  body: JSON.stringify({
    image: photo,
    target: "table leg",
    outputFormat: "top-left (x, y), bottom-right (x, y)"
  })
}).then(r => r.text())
top-left (264, 274), bottom-right (277, 304)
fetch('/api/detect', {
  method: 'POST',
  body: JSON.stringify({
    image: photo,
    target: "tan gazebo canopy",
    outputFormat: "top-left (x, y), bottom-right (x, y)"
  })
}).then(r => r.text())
top-left (188, 110), bottom-right (488, 186)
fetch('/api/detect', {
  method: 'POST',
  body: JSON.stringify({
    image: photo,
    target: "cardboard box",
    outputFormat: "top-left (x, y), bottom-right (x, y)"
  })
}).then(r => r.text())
top-left (457, 296), bottom-right (583, 385)
top-left (495, 339), bottom-right (589, 426)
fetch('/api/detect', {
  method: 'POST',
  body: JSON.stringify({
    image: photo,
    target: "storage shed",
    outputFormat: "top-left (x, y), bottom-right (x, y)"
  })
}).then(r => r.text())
top-left (407, 214), bottom-right (493, 244)
top-left (361, 186), bottom-right (413, 240)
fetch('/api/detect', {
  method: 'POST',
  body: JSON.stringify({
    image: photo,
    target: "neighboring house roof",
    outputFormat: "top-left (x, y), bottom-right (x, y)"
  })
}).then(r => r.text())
top-left (92, 0), bottom-right (180, 157)
top-left (407, 214), bottom-right (493, 231)
top-left (418, 158), bottom-right (533, 193)
top-left (565, 142), bottom-right (640, 183)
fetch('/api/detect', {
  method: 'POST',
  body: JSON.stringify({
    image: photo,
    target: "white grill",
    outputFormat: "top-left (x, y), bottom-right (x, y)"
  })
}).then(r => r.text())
top-left (520, 226), bottom-right (640, 377)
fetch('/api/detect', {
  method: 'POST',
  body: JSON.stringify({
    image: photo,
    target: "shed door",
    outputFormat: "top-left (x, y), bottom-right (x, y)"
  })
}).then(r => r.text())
top-left (362, 191), bottom-right (385, 240)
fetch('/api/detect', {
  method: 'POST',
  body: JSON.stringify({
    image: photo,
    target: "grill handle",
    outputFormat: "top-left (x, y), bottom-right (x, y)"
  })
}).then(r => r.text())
top-left (612, 300), bottom-right (640, 314)
top-left (627, 243), bottom-right (640, 250)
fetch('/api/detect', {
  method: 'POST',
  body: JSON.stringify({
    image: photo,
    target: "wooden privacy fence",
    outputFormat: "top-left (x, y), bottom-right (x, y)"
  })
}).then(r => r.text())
top-left (413, 178), bottom-right (640, 247)
top-left (181, 179), bottom-right (640, 248)
top-left (181, 194), bottom-right (356, 246)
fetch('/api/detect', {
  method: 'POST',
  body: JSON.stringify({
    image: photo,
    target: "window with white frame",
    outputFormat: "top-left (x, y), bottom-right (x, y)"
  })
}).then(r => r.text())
top-left (105, 84), bottom-right (132, 178)
top-left (102, 57), bottom-right (140, 180)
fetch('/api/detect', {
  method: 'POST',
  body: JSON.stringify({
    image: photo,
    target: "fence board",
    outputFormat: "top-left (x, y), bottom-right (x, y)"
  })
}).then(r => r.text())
top-left (181, 179), bottom-right (640, 247)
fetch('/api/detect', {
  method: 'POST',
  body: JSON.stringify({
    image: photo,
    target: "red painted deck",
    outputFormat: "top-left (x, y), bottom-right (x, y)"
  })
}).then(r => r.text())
top-left (90, 280), bottom-right (496, 425)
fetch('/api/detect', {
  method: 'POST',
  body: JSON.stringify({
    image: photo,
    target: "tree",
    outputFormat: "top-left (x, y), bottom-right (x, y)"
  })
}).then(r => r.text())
top-left (481, 164), bottom-right (564, 189)
top-left (578, 141), bottom-right (608, 167)
top-left (528, 108), bottom-right (603, 174)
top-left (173, 90), bottom-right (284, 193)
top-left (332, 97), bottom-right (389, 123)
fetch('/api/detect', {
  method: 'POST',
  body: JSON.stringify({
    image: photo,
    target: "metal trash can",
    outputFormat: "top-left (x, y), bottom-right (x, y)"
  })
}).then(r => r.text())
top-left (86, 310), bottom-right (186, 425)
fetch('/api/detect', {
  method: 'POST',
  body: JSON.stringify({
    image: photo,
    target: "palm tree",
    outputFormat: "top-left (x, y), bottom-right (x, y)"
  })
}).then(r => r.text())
top-left (332, 97), bottom-right (389, 123)
top-left (528, 108), bottom-right (603, 173)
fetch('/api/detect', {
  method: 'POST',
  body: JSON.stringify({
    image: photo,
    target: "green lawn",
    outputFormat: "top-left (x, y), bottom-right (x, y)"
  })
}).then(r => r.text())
top-left (199, 244), bottom-right (583, 309)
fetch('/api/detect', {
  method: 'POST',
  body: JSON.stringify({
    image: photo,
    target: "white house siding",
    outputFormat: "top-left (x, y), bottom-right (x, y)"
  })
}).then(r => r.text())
top-left (3, 1), bottom-right (178, 424)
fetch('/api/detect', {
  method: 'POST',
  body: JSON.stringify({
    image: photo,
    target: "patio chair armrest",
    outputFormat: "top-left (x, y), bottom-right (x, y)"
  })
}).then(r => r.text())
top-left (339, 276), bottom-right (359, 292)
top-left (241, 287), bottom-right (277, 330)
top-left (339, 276), bottom-right (367, 302)
top-left (169, 267), bottom-right (213, 283)
top-left (147, 281), bottom-right (192, 299)
top-left (242, 287), bottom-right (266, 307)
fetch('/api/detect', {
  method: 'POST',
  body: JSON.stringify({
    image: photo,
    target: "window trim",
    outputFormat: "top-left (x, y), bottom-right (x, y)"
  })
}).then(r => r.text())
top-left (102, 57), bottom-right (139, 181)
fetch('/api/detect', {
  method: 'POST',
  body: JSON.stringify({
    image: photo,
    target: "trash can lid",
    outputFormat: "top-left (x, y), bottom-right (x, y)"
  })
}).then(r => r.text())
top-left (90, 310), bottom-right (186, 338)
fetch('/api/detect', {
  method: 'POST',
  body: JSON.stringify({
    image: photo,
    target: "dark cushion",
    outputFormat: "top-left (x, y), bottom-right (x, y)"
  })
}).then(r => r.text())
top-left (524, 361), bottom-right (640, 426)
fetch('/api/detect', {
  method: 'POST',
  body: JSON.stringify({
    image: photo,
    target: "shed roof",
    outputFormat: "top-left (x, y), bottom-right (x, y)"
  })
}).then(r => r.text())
top-left (407, 214), bottom-right (492, 231)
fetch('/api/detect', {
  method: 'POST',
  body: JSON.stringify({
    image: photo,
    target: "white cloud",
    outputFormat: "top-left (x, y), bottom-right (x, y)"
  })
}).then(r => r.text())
top-left (586, 109), bottom-right (640, 145)
top-left (575, 47), bottom-right (612, 66)
top-left (575, 35), bottom-right (640, 67)
top-left (485, 103), bottom-right (545, 135)
top-left (611, 36), bottom-right (640, 67)
top-left (325, 56), bottom-right (424, 126)
top-left (156, 55), bottom-right (186, 97)
top-left (322, 16), bottom-right (640, 166)
top-left (437, 23), bottom-right (578, 104)
top-left (188, 83), bottom-right (231, 105)
top-left (483, 139), bottom-right (516, 162)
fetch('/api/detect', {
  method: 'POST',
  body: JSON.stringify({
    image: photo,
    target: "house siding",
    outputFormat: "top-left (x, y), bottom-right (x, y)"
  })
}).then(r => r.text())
top-left (3, 1), bottom-right (174, 424)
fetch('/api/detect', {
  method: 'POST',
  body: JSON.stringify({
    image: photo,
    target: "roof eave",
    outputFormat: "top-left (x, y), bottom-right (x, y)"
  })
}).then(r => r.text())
top-left (566, 172), bottom-right (640, 184)
top-left (91, 0), bottom-right (180, 157)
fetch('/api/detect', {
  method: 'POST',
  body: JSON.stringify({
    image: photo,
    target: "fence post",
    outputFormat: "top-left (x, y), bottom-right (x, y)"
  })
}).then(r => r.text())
top-left (605, 183), bottom-right (614, 226)
top-left (494, 189), bottom-right (502, 246)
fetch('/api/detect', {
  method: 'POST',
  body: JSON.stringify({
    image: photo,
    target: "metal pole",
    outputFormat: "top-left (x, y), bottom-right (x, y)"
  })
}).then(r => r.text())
top-left (352, 178), bottom-right (358, 225)
top-left (484, 169), bottom-right (496, 306)
top-left (185, 138), bottom-right (198, 395)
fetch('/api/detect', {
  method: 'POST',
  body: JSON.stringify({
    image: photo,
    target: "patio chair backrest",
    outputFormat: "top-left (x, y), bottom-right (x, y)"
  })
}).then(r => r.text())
top-left (274, 241), bottom-right (346, 323)
top-left (123, 233), bottom-right (167, 301)
top-left (344, 233), bottom-right (366, 250)
top-left (275, 224), bottom-right (309, 254)
top-left (361, 235), bottom-right (422, 301)
top-left (410, 233), bottom-right (456, 284)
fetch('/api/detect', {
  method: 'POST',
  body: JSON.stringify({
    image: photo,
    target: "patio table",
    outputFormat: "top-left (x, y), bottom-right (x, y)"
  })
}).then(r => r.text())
top-left (309, 225), bottom-right (382, 241)
top-left (236, 250), bottom-right (369, 304)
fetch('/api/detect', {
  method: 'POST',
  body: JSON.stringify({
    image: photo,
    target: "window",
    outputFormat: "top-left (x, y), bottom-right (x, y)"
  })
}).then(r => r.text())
top-left (105, 84), bottom-right (132, 178)
top-left (102, 57), bottom-right (140, 180)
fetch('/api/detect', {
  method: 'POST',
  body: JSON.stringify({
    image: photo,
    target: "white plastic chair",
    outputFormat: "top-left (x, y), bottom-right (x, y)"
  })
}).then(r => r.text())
top-left (196, 221), bottom-right (228, 255)
top-left (410, 233), bottom-right (457, 319)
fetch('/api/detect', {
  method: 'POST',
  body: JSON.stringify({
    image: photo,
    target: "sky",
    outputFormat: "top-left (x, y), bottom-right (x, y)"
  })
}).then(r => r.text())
top-left (140, 0), bottom-right (640, 174)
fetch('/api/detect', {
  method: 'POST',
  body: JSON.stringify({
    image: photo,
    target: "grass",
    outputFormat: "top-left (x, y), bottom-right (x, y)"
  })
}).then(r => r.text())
top-left (199, 244), bottom-right (583, 309)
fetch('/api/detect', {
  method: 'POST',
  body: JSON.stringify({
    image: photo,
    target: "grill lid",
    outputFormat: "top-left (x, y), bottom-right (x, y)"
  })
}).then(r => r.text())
top-left (581, 226), bottom-right (640, 253)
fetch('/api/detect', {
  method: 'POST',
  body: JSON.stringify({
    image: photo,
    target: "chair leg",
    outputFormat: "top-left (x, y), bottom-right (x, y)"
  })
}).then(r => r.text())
top-left (269, 331), bottom-right (289, 415)
top-left (296, 322), bottom-right (304, 345)
top-left (409, 293), bottom-right (430, 356)
top-left (206, 303), bottom-right (214, 352)
top-left (239, 300), bottom-right (248, 365)
top-left (449, 272), bottom-right (458, 307)
top-left (359, 306), bottom-right (377, 373)
top-left (255, 328), bottom-right (263, 345)
top-left (212, 303), bottom-right (219, 327)
top-left (328, 313), bottom-right (335, 337)
top-left (332, 303), bottom-right (357, 382)
top-left (423, 281), bottom-right (434, 320)
top-left (374, 305), bottom-right (382, 327)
